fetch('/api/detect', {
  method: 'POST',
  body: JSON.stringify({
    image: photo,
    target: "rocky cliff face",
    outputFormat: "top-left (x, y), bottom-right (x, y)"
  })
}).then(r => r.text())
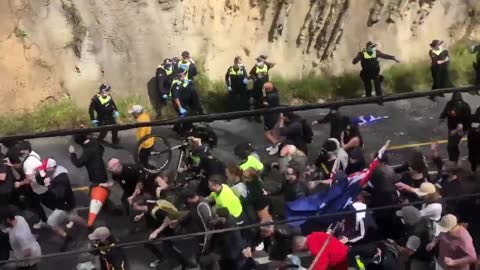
top-left (0, 0), bottom-right (479, 112)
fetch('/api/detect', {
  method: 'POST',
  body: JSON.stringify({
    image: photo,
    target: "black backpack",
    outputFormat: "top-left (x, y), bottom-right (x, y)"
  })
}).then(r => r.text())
top-left (301, 119), bottom-right (314, 144)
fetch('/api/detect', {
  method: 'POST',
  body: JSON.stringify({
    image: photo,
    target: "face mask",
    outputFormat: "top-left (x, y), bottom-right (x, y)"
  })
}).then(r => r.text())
top-left (256, 61), bottom-right (264, 66)
top-left (366, 48), bottom-right (375, 53)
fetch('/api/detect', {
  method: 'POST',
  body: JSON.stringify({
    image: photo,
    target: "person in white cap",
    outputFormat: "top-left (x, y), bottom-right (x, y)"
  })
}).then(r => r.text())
top-left (129, 105), bottom-right (155, 169)
top-left (88, 227), bottom-right (129, 270)
top-left (35, 158), bottom-right (86, 251)
top-left (426, 214), bottom-right (476, 270)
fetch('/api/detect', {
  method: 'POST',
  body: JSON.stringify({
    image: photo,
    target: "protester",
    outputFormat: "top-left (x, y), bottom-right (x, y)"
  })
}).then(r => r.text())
top-left (438, 92), bottom-right (471, 162)
top-left (292, 231), bottom-right (349, 270)
top-left (395, 160), bottom-right (428, 205)
top-left (262, 82), bottom-right (281, 155)
top-left (88, 227), bottom-right (129, 270)
top-left (468, 105), bottom-right (480, 171)
top-left (278, 112), bottom-right (309, 155)
top-left (341, 124), bottom-right (363, 153)
top-left (129, 105), bottom-right (155, 169)
top-left (312, 106), bottom-right (350, 141)
top-left (427, 214), bottom-right (477, 270)
top-left (1, 206), bottom-right (42, 270)
top-left (338, 193), bottom-right (377, 245)
top-left (226, 164), bottom-right (247, 200)
top-left (347, 241), bottom-right (400, 270)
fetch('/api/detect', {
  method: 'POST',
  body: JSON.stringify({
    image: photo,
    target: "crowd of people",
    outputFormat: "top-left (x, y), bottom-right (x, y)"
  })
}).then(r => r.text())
top-left (0, 44), bottom-right (480, 270)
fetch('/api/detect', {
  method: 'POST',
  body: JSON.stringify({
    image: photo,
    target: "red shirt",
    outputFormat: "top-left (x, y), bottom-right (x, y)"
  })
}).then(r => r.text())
top-left (306, 232), bottom-right (349, 270)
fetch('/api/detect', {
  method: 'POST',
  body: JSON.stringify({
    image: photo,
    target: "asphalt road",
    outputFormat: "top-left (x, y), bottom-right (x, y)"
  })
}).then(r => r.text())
top-left (4, 93), bottom-right (480, 270)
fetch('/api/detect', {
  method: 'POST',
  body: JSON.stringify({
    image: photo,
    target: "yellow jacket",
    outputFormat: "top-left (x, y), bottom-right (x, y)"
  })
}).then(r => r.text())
top-left (136, 112), bottom-right (154, 149)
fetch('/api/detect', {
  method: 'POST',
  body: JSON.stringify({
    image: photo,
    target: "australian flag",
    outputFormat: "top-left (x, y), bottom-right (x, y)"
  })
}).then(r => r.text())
top-left (285, 142), bottom-right (388, 233)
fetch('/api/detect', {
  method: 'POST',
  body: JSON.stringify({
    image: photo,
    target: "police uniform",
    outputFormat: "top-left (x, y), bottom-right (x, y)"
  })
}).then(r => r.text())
top-left (225, 65), bottom-right (249, 111)
top-left (249, 63), bottom-right (271, 110)
top-left (93, 242), bottom-right (128, 270)
top-left (156, 63), bottom-right (174, 99)
top-left (176, 60), bottom-right (197, 80)
top-left (353, 43), bottom-right (397, 97)
top-left (170, 78), bottom-right (203, 134)
top-left (89, 92), bottom-right (119, 143)
top-left (429, 44), bottom-right (450, 90)
top-left (471, 44), bottom-right (480, 85)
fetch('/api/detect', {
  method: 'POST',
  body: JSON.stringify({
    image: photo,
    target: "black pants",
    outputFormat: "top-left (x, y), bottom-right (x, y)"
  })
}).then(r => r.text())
top-left (360, 70), bottom-right (382, 97)
top-left (468, 130), bottom-right (480, 171)
top-left (474, 62), bottom-right (480, 86)
top-left (98, 118), bottom-right (119, 143)
top-left (448, 133), bottom-right (462, 162)
top-left (145, 240), bottom-right (195, 268)
top-left (431, 65), bottom-right (449, 90)
top-left (16, 265), bottom-right (38, 270)
top-left (173, 91), bottom-right (204, 135)
top-left (138, 147), bottom-right (155, 170)
top-left (13, 187), bottom-right (47, 223)
top-left (228, 89), bottom-right (249, 112)
top-left (0, 231), bottom-right (11, 262)
top-left (251, 81), bottom-right (265, 109)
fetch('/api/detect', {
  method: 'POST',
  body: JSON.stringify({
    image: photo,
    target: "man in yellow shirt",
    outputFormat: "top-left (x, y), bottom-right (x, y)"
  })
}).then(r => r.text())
top-left (129, 105), bottom-right (155, 169)
top-left (207, 175), bottom-right (244, 225)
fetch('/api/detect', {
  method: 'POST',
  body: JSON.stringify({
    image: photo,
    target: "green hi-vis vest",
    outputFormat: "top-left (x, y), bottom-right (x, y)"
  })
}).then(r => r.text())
top-left (210, 184), bottom-right (243, 218)
top-left (151, 199), bottom-right (181, 220)
top-left (178, 61), bottom-right (192, 79)
top-left (159, 64), bottom-right (173, 76)
top-left (229, 66), bottom-right (245, 76)
top-left (169, 79), bottom-right (190, 96)
top-left (239, 154), bottom-right (264, 172)
top-left (255, 65), bottom-right (268, 75)
top-left (431, 49), bottom-right (443, 56)
top-left (96, 94), bottom-right (112, 105)
top-left (363, 51), bottom-right (377, 59)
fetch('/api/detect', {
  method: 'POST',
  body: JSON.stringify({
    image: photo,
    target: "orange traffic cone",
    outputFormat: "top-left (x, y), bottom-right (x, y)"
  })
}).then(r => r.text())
top-left (87, 186), bottom-right (109, 228)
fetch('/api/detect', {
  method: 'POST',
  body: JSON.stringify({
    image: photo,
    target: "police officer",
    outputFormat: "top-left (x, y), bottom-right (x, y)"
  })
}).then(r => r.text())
top-left (156, 58), bottom-right (175, 112)
top-left (225, 56), bottom-right (249, 112)
top-left (249, 55), bottom-right (275, 121)
top-left (470, 44), bottom-right (480, 86)
top-left (176, 51), bottom-right (198, 80)
top-left (352, 41), bottom-right (400, 97)
top-left (89, 83), bottom-right (120, 144)
top-left (429, 39), bottom-right (450, 91)
top-left (170, 69), bottom-right (204, 135)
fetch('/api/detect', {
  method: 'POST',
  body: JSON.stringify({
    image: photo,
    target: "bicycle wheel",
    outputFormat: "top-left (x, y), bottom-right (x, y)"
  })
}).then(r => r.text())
top-left (136, 134), bottom-right (172, 174)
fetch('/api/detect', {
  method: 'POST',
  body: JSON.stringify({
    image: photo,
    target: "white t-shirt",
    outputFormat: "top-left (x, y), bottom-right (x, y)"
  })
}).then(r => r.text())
top-left (420, 203), bottom-right (442, 222)
top-left (23, 151), bottom-right (48, 194)
top-left (9, 216), bottom-right (42, 266)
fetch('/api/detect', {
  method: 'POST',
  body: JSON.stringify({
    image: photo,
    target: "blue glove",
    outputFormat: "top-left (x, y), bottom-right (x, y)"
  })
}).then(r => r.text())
top-left (91, 120), bottom-right (99, 126)
top-left (179, 107), bottom-right (187, 116)
top-left (242, 78), bottom-right (248, 84)
top-left (113, 111), bottom-right (120, 118)
top-left (227, 86), bottom-right (232, 92)
top-left (162, 94), bottom-right (169, 100)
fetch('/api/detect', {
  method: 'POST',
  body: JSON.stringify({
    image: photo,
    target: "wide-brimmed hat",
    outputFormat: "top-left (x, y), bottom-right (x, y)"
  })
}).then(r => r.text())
top-left (436, 214), bottom-right (458, 233)
top-left (414, 182), bottom-right (436, 197)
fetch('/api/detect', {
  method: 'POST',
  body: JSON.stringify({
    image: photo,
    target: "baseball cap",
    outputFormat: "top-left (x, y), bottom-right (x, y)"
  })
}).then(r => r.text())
top-left (99, 83), bottom-right (111, 92)
top-left (436, 214), bottom-right (458, 233)
top-left (396, 206), bottom-right (421, 225)
top-left (414, 182), bottom-right (436, 197)
top-left (128, 104), bottom-right (143, 114)
top-left (37, 158), bottom-right (57, 171)
top-left (88, 227), bottom-right (111, 241)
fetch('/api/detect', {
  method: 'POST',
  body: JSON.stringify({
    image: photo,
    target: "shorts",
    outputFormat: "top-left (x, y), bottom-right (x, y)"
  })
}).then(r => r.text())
top-left (47, 209), bottom-right (77, 227)
top-left (264, 114), bottom-right (278, 131)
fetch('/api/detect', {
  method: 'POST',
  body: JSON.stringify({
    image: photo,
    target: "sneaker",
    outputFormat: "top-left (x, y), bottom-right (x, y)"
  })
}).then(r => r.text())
top-left (33, 221), bottom-right (46, 229)
top-left (266, 145), bottom-right (273, 152)
top-left (150, 260), bottom-right (162, 268)
top-left (268, 144), bottom-right (280, 156)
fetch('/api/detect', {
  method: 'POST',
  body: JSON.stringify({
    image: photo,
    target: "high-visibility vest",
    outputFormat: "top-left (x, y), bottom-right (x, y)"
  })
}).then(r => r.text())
top-left (431, 49), bottom-right (443, 56)
top-left (178, 60), bottom-right (192, 79)
top-left (210, 184), bottom-right (243, 218)
top-left (355, 256), bottom-right (365, 270)
top-left (169, 79), bottom-right (190, 96)
top-left (229, 66), bottom-right (245, 76)
top-left (255, 65), bottom-right (268, 75)
top-left (96, 94), bottom-right (112, 106)
top-left (363, 51), bottom-right (377, 59)
top-left (159, 64), bottom-right (173, 76)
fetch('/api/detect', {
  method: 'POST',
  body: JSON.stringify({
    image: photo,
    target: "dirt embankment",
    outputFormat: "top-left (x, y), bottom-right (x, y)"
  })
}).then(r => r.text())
top-left (0, 0), bottom-right (479, 113)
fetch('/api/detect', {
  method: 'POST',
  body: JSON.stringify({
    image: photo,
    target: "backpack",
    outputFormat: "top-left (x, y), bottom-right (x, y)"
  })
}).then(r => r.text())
top-left (301, 119), bottom-right (314, 144)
